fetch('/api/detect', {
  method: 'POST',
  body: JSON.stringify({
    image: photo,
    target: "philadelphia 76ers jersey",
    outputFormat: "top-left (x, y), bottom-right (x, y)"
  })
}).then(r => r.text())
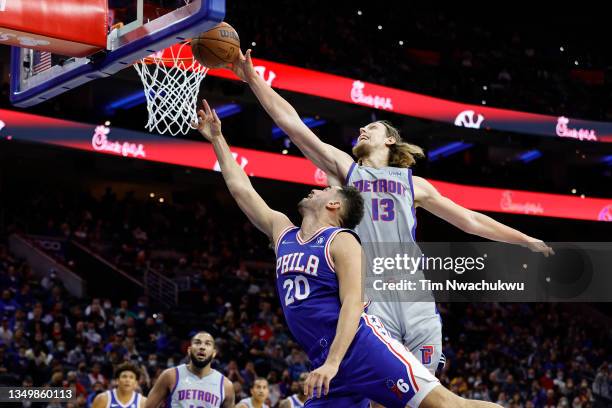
top-left (275, 226), bottom-right (359, 359)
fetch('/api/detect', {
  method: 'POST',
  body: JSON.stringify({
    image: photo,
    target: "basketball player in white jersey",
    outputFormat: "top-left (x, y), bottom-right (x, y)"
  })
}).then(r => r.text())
top-left (144, 331), bottom-right (234, 408)
top-left (236, 378), bottom-right (270, 408)
top-left (278, 373), bottom-right (308, 408)
top-left (228, 50), bottom-right (554, 376)
top-left (92, 363), bottom-right (147, 408)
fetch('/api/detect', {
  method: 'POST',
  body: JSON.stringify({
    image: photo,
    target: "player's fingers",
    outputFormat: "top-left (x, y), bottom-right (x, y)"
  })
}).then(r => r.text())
top-left (202, 99), bottom-right (212, 116)
top-left (304, 375), bottom-right (313, 398)
top-left (315, 373), bottom-right (324, 398)
top-left (245, 49), bottom-right (253, 64)
top-left (212, 108), bottom-right (221, 123)
top-left (323, 375), bottom-right (331, 396)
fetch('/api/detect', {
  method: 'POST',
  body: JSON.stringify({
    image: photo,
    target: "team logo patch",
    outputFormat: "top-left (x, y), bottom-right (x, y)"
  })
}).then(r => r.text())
top-left (420, 345), bottom-right (434, 366)
top-left (386, 378), bottom-right (414, 400)
top-left (316, 236), bottom-right (326, 245)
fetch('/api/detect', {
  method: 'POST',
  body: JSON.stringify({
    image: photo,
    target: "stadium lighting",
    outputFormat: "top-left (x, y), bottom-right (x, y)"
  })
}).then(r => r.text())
top-left (104, 91), bottom-right (147, 114)
top-left (272, 117), bottom-right (326, 139)
top-left (428, 142), bottom-right (474, 161)
top-left (517, 150), bottom-right (542, 163)
top-left (213, 103), bottom-right (242, 119)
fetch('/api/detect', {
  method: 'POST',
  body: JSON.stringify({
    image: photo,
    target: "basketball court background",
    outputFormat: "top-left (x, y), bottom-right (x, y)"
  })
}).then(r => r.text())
top-left (0, 1), bottom-right (611, 407)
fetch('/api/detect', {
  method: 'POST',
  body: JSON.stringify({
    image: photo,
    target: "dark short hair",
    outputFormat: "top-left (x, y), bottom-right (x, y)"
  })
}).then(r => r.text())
top-left (337, 186), bottom-right (365, 230)
top-left (114, 363), bottom-right (140, 380)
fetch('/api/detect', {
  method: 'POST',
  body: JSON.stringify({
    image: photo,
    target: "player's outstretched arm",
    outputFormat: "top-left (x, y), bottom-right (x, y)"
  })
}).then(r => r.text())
top-left (413, 176), bottom-right (554, 256)
top-left (194, 99), bottom-right (293, 240)
top-left (144, 368), bottom-right (173, 408)
top-left (221, 377), bottom-right (235, 408)
top-left (229, 49), bottom-right (354, 182)
top-left (304, 232), bottom-right (363, 399)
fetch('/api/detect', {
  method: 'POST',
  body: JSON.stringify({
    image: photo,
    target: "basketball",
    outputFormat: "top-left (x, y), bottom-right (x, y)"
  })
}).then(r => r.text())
top-left (190, 22), bottom-right (240, 68)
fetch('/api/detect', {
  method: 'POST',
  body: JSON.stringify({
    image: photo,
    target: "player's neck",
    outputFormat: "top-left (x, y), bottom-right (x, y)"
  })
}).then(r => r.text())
top-left (115, 388), bottom-right (133, 402)
top-left (187, 363), bottom-right (212, 378)
top-left (299, 214), bottom-right (332, 239)
top-left (251, 398), bottom-right (264, 408)
top-left (297, 393), bottom-right (307, 402)
top-left (361, 151), bottom-right (388, 168)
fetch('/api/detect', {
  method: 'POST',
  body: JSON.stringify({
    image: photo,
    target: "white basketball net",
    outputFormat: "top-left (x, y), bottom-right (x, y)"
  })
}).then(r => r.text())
top-left (134, 42), bottom-right (209, 136)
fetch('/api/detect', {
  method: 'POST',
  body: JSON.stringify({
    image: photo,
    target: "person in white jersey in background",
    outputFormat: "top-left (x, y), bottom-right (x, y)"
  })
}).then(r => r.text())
top-left (236, 377), bottom-right (270, 408)
top-left (227, 49), bottom-right (554, 376)
top-left (279, 372), bottom-right (308, 408)
top-left (144, 331), bottom-right (234, 408)
top-left (92, 363), bottom-right (147, 408)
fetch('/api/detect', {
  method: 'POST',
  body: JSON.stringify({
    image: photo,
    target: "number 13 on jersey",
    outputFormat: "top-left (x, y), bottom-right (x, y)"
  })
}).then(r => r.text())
top-left (372, 198), bottom-right (395, 221)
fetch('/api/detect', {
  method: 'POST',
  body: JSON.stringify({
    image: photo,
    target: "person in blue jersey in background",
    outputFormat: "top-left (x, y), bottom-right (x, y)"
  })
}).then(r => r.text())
top-left (91, 363), bottom-right (147, 408)
top-left (194, 99), bottom-right (503, 408)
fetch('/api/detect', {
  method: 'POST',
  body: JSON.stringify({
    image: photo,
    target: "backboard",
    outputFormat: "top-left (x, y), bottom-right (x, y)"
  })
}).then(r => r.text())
top-left (9, 0), bottom-right (225, 107)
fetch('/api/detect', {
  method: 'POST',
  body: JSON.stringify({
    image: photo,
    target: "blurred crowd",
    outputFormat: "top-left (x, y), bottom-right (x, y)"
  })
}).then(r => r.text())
top-left (228, 2), bottom-right (611, 121)
top-left (1, 186), bottom-right (611, 407)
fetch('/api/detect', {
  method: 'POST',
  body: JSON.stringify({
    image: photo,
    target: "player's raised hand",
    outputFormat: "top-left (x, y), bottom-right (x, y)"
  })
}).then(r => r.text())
top-left (227, 49), bottom-right (257, 82)
top-left (192, 99), bottom-right (222, 142)
top-left (304, 363), bottom-right (338, 399)
top-left (525, 239), bottom-right (555, 257)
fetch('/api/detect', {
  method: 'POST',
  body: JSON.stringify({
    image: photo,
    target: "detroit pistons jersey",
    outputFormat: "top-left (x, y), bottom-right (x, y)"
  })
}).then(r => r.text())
top-left (275, 226), bottom-right (359, 359)
top-left (168, 364), bottom-right (225, 408)
top-left (346, 164), bottom-right (417, 243)
top-left (345, 163), bottom-right (442, 374)
top-left (105, 389), bottom-right (141, 408)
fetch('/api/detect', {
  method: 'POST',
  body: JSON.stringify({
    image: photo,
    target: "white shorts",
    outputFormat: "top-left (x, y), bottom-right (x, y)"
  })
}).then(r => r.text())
top-left (366, 301), bottom-right (444, 376)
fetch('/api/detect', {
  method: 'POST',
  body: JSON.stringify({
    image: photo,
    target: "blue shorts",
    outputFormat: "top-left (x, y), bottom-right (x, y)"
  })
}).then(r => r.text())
top-left (305, 314), bottom-right (439, 408)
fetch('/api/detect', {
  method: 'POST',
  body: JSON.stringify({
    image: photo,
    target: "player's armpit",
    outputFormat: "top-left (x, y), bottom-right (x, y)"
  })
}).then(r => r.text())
top-left (144, 368), bottom-right (174, 408)
top-left (221, 377), bottom-right (235, 408)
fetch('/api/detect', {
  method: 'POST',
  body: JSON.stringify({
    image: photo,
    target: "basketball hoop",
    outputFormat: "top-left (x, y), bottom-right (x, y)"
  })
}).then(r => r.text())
top-left (134, 42), bottom-right (209, 136)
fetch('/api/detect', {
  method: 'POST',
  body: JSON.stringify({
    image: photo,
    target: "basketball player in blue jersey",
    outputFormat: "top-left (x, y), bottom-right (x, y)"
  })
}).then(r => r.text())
top-left (92, 363), bottom-right (147, 408)
top-left (144, 331), bottom-right (234, 408)
top-left (228, 50), bottom-right (554, 376)
top-left (279, 373), bottom-right (308, 408)
top-left (236, 378), bottom-right (270, 408)
top-left (195, 99), bottom-right (502, 408)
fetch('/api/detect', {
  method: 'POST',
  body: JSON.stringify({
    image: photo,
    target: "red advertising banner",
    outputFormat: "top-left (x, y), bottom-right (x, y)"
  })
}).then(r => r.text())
top-left (150, 48), bottom-right (612, 143)
top-left (1, 108), bottom-right (610, 222)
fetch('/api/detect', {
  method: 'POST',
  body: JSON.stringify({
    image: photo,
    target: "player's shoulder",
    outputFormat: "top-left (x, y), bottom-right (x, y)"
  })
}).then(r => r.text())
top-left (92, 391), bottom-right (109, 407)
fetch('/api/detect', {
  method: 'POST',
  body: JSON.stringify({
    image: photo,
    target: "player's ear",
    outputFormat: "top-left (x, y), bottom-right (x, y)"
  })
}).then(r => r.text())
top-left (325, 200), bottom-right (341, 210)
top-left (385, 135), bottom-right (398, 146)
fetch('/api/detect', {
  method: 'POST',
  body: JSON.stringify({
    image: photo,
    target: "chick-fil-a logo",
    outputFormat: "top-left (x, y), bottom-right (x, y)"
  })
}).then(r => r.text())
top-left (92, 125), bottom-right (146, 158)
top-left (213, 152), bottom-right (249, 172)
top-left (254, 66), bottom-right (276, 86)
top-left (598, 204), bottom-right (612, 221)
top-left (351, 81), bottom-right (394, 110)
top-left (500, 191), bottom-right (544, 215)
top-left (556, 116), bottom-right (597, 141)
top-left (454, 110), bottom-right (485, 129)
